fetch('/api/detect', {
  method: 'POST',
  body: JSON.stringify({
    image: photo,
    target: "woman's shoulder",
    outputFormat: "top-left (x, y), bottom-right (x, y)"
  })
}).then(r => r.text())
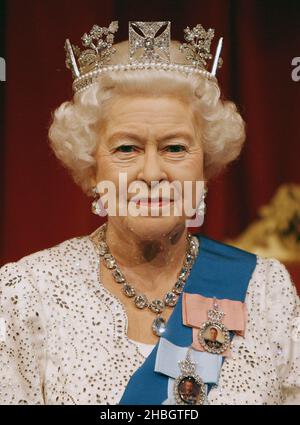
top-left (249, 254), bottom-right (298, 301)
top-left (197, 232), bottom-right (296, 282)
top-left (250, 255), bottom-right (299, 315)
top-left (196, 232), bottom-right (299, 302)
top-left (0, 230), bottom-right (97, 284)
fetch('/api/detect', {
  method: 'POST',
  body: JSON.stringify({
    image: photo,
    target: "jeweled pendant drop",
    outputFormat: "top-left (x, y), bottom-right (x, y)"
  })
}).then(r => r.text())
top-left (152, 316), bottom-right (166, 336)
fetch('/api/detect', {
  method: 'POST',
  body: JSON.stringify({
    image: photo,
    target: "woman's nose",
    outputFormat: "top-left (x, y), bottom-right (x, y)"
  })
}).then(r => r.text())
top-left (136, 147), bottom-right (168, 184)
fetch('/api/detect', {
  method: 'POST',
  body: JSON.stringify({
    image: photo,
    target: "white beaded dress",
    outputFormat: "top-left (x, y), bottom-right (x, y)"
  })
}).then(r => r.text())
top-left (0, 226), bottom-right (299, 405)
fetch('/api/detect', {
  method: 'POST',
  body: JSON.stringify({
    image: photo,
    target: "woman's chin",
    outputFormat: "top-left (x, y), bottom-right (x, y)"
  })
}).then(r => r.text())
top-left (125, 215), bottom-right (184, 239)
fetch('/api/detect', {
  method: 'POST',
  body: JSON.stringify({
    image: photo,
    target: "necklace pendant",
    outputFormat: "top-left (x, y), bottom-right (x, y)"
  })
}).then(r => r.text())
top-left (152, 315), bottom-right (166, 337)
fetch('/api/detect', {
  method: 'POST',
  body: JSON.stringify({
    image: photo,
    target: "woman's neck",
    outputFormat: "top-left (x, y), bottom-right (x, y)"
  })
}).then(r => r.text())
top-left (104, 220), bottom-right (188, 293)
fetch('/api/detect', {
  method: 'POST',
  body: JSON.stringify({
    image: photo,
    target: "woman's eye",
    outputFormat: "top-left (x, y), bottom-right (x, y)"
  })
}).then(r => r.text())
top-left (165, 145), bottom-right (187, 153)
top-left (115, 145), bottom-right (137, 153)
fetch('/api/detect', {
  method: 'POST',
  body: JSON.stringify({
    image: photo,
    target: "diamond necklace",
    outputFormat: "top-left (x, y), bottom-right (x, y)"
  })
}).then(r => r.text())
top-left (94, 222), bottom-right (199, 337)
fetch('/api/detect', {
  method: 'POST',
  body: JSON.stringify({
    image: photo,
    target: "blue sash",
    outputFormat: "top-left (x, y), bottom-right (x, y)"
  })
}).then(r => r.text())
top-left (119, 233), bottom-right (257, 405)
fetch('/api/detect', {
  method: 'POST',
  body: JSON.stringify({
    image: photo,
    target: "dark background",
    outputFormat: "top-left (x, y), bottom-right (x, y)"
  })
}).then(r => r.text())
top-left (1, 0), bottom-right (300, 265)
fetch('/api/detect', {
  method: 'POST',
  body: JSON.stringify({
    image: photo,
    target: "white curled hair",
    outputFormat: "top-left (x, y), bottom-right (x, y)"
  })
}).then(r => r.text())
top-left (48, 40), bottom-right (246, 196)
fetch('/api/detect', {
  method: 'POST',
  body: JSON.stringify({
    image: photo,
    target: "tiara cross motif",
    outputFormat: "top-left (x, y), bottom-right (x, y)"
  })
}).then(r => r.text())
top-left (129, 21), bottom-right (170, 64)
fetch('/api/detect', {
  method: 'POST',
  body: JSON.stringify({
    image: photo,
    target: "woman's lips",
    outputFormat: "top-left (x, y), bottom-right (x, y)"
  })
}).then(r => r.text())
top-left (136, 198), bottom-right (174, 207)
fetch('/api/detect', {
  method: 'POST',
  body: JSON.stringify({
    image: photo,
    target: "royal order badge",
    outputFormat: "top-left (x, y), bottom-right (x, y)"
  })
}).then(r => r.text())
top-left (198, 297), bottom-right (230, 354)
top-left (174, 347), bottom-right (206, 405)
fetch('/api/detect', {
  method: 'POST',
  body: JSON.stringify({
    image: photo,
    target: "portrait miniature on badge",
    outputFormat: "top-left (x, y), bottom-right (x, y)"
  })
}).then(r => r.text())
top-left (174, 348), bottom-right (206, 405)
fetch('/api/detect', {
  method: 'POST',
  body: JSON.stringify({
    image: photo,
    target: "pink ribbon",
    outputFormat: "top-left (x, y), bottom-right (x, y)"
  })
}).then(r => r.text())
top-left (182, 293), bottom-right (248, 357)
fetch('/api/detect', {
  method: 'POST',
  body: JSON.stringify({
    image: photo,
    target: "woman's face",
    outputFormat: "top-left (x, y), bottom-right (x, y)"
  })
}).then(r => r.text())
top-left (94, 95), bottom-right (205, 239)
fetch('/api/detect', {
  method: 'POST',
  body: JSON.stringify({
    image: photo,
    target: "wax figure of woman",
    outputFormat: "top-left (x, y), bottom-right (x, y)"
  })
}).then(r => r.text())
top-left (0, 21), bottom-right (299, 405)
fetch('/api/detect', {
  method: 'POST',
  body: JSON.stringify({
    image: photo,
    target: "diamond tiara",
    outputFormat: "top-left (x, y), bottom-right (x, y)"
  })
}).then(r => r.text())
top-left (65, 21), bottom-right (223, 94)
